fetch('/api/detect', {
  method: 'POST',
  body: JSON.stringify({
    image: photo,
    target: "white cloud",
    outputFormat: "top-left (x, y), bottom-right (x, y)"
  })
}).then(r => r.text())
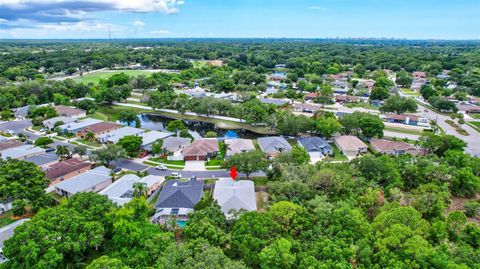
top-left (0, 0), bottom-right (184, 29)
top-left (132, 20), bottom-right (145, 27)
top-left (150, 29), bottom-right (172, 35)
top-left (308, 6), bottom-right (327, 11)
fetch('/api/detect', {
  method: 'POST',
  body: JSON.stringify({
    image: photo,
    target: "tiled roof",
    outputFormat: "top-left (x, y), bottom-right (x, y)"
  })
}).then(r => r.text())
top-left (0, 140), bottom-right (23, 151)
top-left (55, 105), bottom-right (85, 117)
top-left (225, 139), bottom-right (255, 156)
top-left (183, 139), bottom-right (219, 156)
top-left (334, 136), bottom-right (367, 151)
top-left (370, 139), bottom-right (415, 152)
top-left (77, 122), bottom-right (121, 135)
top-left (44, 158), bottom-right (91, 180)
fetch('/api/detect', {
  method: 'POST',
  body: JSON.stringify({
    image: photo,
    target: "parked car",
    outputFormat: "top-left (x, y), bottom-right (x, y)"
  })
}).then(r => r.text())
top-left (5, 130), bottom-right (15, 135)
top-left (112, 167), bottom-right (122, 174)
top-left (155, 165), bottom-right (167, 171)
top-left (138, 151), bottom-right (148, 158)
top-left (171, 172), bottom-right (182, 178)
top-left (45, 147), bottom-right (55, 153)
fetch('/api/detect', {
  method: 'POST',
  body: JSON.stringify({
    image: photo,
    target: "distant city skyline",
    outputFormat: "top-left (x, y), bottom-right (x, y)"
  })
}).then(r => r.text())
top-left (0, 0), bottom-right (479, 39)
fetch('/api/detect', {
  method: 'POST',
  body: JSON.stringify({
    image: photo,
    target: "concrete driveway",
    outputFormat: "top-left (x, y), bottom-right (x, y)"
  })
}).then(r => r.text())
top-left (184, 161), bottom-right (206, 171)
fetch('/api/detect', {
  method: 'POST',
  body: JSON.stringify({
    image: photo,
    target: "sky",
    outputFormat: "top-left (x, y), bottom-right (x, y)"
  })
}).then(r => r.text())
top-left (0, 0), bottom-right (479, 39)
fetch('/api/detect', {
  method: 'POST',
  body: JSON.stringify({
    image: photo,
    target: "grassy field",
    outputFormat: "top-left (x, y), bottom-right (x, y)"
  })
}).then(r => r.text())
top-left (149, 157), bottom-right (185, 166)
top-left (90, 105), bottom-right (152, 122)
top-left (400, 88), bottom-right (421, 96)
top-left (384, 126), bottom-right (424, 136)
top-left (76, 70), bottom-right (157, 84)
top-left (344, 102), bottom-right (379, 110)
top-left (470, 114), bottom-right (480, 119)
top-left (468, 121), bottom-right (480, 130)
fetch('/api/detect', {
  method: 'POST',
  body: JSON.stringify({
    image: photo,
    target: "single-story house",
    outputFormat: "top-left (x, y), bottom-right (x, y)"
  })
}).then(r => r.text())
top-left (162, 136), bottom-right (191, 160)
top-left (183, 138), bottom-right (219, 161)
top-left (0, 140), bottom-right (23, 151)
top-left (335, 95), bottom-right (360, 103)
top-left (54, 166), bottom-right (112, 198)
top-left (42, 116), bottom-right (75, 130)
top-left (58, 118), bottom-right (102, 134)
top-left (456, 104), bottom-right (480, 114)
top-left (370, 139), bottom-right (418, 156)
top-left (25, 153), bottom-right (59, 168)
top-left (76, 122), bottom-right (122, 138)
top-left (44, 158), bottom-right (92, 186)
top-left (99, 174), bottom-right (164, 206)
top-left (297, 137), bottom-right (333, 159)
top-left (97, 127), bottom-right (145, 144)
top-left (384, 114), bottom-right (421, 126)
top-left (224, 139), bottom-right (255, 157)
top-left (333, 88), bottom-right (348, 94)
top-left (257, 136), bottom-right (292, 157)
top-left (304, 92), bottom-right (318, 101)
top-left (0, 145), bottom-right (45, 160)
top-left (213, 178), bottom-right (257, 218)
top-left (55, 105), bottom-right (86, 118)
top-left (292, 103), bottom-right (321, 114)
top-left (152, 179), bottom-right (204, 223)
top-left (259, 98), bottom-right (289, 106)
top-left (184, 87), bottom-right (207, 98)
top-left (334, 135), bottom-right (368, 159)
top-left (139, 131), bottom-right (173, 151)
top-left (269, 72), bottom-right (287, 81)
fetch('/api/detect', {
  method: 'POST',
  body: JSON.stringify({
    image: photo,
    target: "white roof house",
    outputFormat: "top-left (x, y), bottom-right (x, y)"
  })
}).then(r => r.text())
top-left (0, 145), bottom-right (45, 160)
top-left (139, 131), bottom-right (173, 150)
top-left (99, 174), bottom-right (164, 206)
top-left (97, 127), bottom-right (145, 144)
top-left (54, 166), bottom-right (112, 197)
top-left (42, 116), bottom-right (76, 130)
top-left (58, 118), bottom-right (102, 133)
top-left (213, 178), bottom-right (257, 218)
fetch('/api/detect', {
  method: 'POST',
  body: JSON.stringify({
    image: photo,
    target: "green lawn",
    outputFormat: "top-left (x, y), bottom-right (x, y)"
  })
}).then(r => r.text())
top-left (470, 114), bottom-right (480, 119)
top-left (467, 121), bottom-right (480, 132)
top-left (91, 105), bottom-right (152, 122)
top-left (325, 144), bottom-right (348, 161)
top-left (0, 211), bottom-right (16, 228)
top-left (143, 160), bottom-right (183, 170)
top-left (400, 88), bottom-right (421, 96)
top-left (384, 126), bottom-right (424, 136)
top-left (75, 70), bottom-right (157, 84)
top-left (344, 102), bottom-right (379, 110)
top-left (76, 138), bottom-right (103, 148)
top-left (205, 159), bottom-right (224, 166)
top-left (149, 157), bottom-right (185, 166)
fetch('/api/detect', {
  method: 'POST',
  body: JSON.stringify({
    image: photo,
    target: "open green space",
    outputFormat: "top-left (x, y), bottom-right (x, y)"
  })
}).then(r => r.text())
top-left (384, 126), bottom-right (424, 136)
top-left (90, 105), bottom-right (152, 122)
top-left (344, 102), bottom-right (380, 110)
top-left (149, 157), bottom-right (186, 166)
top-left (76, 138), bottom-right (103, 148)
top-left (0, 211), bottom-right (16, 228)
top-left (75, 70), bottom-right (157, 84)
top-left (400, 88), bottom-right (421, 96)
top-left (470, 114), bottom-right (480, 119)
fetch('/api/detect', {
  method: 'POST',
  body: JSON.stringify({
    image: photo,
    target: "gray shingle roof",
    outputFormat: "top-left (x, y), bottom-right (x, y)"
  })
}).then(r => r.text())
top-left (298, 137), bottom-right (332, 153)
top-left (54, 166), bottom-right (111, 195)
top-left (257, 136), bottom-right (292, 154)
top-left (155, 179), bottom-right (204, 209)
top-left (213, 179), bottom-right (256, 216)
top-left (162, 136), bottom-right (191, 152)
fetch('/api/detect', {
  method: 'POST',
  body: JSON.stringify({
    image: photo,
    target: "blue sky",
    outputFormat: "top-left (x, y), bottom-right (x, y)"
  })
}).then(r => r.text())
top-left (0, 0), bottom-right (479, 39)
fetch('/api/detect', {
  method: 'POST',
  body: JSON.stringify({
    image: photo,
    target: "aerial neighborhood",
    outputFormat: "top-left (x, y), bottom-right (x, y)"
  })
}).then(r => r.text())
top-left (0, 37), bottom-right (479, 268)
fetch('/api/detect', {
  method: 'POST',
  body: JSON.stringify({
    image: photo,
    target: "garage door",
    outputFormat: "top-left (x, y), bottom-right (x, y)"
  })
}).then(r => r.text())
top-left (185, 155), bottom-right (205, 161)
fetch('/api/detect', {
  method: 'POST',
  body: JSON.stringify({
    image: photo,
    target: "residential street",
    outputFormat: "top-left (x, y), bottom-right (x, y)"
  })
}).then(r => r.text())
top-left (414, 102), bottom-right (480, 156)
top-left (147, 167), bottom-right (265, 179)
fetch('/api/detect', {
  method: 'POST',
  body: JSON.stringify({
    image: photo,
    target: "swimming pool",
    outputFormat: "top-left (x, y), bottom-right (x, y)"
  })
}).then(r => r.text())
top-left (176, 220), bottom-right (187, 228)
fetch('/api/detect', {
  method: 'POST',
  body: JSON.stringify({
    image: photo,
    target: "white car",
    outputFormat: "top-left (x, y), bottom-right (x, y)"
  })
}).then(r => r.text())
top-left (5, 130), bottom-right (15, 135)
top-left (171, 172), bottom-right (182, 178)
top-left (155, 165), bottom-right (167, 171)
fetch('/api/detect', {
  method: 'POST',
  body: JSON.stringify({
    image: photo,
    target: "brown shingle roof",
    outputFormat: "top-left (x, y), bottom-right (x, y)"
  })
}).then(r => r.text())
top-left (183, 139), bottom-right (219, 156)
top-left (77, 122), bottom-right (121, 135)
top-left (44, 158), bottom-right (91, 180)
top-left (55, 105), bottom-right (85, 117)
top-left (370, 139), bottom-right (415, 152)
top-left (0, 140), bottom-right (23, 151)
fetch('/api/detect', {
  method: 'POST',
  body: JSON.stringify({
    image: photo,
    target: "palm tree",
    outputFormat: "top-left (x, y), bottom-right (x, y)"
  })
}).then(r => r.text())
top-left (133, 182), bottom-right (148, 197)
top-left (85, 131), bottom-right (95, 141)
top-left (56, 145), bottom-right (70, 161)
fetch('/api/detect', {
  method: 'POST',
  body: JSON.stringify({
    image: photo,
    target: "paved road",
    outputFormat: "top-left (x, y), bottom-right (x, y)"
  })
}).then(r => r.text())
top-left (415, 103), bottom-right (480, 156)
top-left (112, 159), bottom-right (150, 172)
top-left (147, 167), bottom-right (265, 179)
top-left (0, 120), bottom-right (78, 151)
top-left (0, 218), bottom-right (29, 248)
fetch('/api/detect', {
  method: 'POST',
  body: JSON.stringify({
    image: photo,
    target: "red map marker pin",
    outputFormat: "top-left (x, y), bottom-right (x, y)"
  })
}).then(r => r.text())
top-left (230, 166), bottom-right (238, 180)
